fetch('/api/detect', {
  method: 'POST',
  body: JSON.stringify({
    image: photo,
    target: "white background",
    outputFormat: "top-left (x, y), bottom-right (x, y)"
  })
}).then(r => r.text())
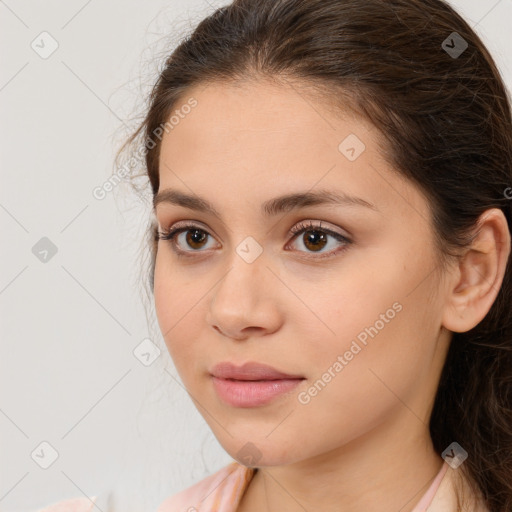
top-left (1, 1), bottom-right (511, 511)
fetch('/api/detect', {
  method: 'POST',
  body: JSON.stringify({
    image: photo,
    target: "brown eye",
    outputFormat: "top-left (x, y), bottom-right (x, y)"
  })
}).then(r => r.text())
top-left (301, 230), bottom-right (328, 252)
top-left (288, 220), bottom-right (351, 259)
top-left (185, 229), bottom-right (209, 249)
top-left (157, 224), bottom-right (217, 255)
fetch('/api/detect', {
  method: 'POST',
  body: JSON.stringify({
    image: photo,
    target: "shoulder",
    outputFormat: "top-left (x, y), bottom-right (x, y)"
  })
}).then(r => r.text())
top-left (156, 461), bottom-right (255, 512)
top-left (35, 496), bottom-right (97, 512)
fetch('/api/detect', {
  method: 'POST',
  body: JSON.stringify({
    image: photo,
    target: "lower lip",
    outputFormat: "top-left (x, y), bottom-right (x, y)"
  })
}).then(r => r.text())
top-left (211, 376), bottom-right (304, 407)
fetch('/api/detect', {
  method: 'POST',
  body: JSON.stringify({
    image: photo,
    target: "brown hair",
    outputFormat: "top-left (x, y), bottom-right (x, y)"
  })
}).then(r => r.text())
top-left (120, 0), bottom-right (512, 509)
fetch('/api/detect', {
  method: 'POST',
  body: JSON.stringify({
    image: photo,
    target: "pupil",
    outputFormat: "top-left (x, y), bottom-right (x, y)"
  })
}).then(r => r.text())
top-left (305, 230), bottom-right (327, 251)
top-left (188, 229), bottom-right (206, 248)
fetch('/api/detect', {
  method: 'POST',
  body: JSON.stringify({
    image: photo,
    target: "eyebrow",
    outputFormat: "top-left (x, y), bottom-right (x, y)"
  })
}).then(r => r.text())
top-left (153, 188), bottom-right (379, 218)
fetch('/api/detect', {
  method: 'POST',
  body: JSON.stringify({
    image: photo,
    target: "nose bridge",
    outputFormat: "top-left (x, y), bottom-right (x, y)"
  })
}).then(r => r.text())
top-left (214, 241), bottom-right (267, 309)
top-left (207, 240), bottom-right (280, 337)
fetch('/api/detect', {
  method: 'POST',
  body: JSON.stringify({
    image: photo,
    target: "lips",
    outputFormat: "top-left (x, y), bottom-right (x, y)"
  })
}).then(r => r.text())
top-left (209, 361), bottom-right (305, 407)
top-left (210, 361), bottom-right (304, 381)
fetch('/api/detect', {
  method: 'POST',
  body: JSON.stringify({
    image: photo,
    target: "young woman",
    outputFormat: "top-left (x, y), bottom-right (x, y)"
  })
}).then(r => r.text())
top-left (39, 0), bottom-right (512, 511)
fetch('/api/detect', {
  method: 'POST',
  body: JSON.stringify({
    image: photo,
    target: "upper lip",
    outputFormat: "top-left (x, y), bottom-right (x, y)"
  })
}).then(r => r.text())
top-left (210, 361), bottom-right (305, 381)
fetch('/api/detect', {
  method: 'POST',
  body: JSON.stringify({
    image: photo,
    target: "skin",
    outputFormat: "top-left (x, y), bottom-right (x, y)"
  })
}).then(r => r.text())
top-left (152, 78), bottom-right (510, 512)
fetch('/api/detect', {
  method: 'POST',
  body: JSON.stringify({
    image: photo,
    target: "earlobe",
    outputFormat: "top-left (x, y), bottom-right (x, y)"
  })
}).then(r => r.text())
top-left (441, 208), bottom-right (511, 333)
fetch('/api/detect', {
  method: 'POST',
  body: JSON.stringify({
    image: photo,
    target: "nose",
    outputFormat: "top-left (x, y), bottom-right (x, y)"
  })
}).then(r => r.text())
top-left (206, 250), bottom-right (283, 341)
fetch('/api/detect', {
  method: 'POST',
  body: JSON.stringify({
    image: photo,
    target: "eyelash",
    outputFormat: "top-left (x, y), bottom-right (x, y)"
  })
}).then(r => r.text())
top-left (157, 220), bottom-right (352, 260)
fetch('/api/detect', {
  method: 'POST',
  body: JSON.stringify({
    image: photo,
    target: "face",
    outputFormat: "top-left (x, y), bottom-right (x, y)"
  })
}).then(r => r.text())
top-left (153, 79), bottom-right (453, 467)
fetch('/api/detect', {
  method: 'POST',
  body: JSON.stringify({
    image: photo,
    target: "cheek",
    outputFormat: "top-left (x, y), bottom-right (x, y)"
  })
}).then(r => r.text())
top-left (309, 294), bottom-right (441, 429)
top-left (153, 251), bottom-right (192, 329)
top-left (152, 254), bottom-right (206, 375)
top-left (284, 265), bottom-right (397, 361)
top-left (290, 249), bottom-right (438, 392)
top-left (153, 255), bottom-right (186, 359)
top-left (286, 309), bottom-right (429, 450)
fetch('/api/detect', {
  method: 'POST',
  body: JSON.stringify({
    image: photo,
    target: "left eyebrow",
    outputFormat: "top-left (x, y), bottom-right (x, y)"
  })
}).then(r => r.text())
top-left (153, 188), bottom-right (380, 218)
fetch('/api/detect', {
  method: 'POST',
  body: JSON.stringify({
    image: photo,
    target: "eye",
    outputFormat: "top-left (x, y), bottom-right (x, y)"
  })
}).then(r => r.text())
top-left (286, 220), bottom-right (351, 259)
top-left (157, 222), bottom-right (217, 256)
top-left (157, 220), bottom-right (352, 259)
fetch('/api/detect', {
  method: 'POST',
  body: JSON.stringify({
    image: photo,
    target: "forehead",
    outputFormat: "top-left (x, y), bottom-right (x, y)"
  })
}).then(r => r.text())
top-left (160, 79), bottom-right (374, 178)
top-left (157, 79), bottom-right (429, 224)
top-left (163, 78), bottom-right (375, 151)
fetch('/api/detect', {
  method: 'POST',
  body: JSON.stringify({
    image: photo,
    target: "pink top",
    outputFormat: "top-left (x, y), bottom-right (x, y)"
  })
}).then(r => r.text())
top-left (36, 460), bottom-right (450, 512)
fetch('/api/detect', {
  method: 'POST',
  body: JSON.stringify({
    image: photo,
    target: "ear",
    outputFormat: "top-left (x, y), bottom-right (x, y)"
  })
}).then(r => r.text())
top-left (442, 208), bottom-right (511, 333)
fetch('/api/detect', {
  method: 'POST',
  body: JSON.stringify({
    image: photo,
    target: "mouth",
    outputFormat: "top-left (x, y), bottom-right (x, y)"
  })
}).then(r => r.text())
top-left (210, 361), bottom-right (305, 380)
top-left (210, 361), bottom-right (305, 407)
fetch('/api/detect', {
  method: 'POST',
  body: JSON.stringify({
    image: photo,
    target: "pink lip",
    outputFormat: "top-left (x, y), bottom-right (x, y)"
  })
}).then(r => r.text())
top-left (210, 361), bottom-right (304, 380)
top-left (210, 361), bottom-right (305, 407)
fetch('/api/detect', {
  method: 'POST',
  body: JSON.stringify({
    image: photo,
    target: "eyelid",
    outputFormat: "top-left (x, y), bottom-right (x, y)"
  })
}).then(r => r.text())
top-left (161, 219), bottom-right (208, 233)
top-left (287, 219), bottom-right (348, 238)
